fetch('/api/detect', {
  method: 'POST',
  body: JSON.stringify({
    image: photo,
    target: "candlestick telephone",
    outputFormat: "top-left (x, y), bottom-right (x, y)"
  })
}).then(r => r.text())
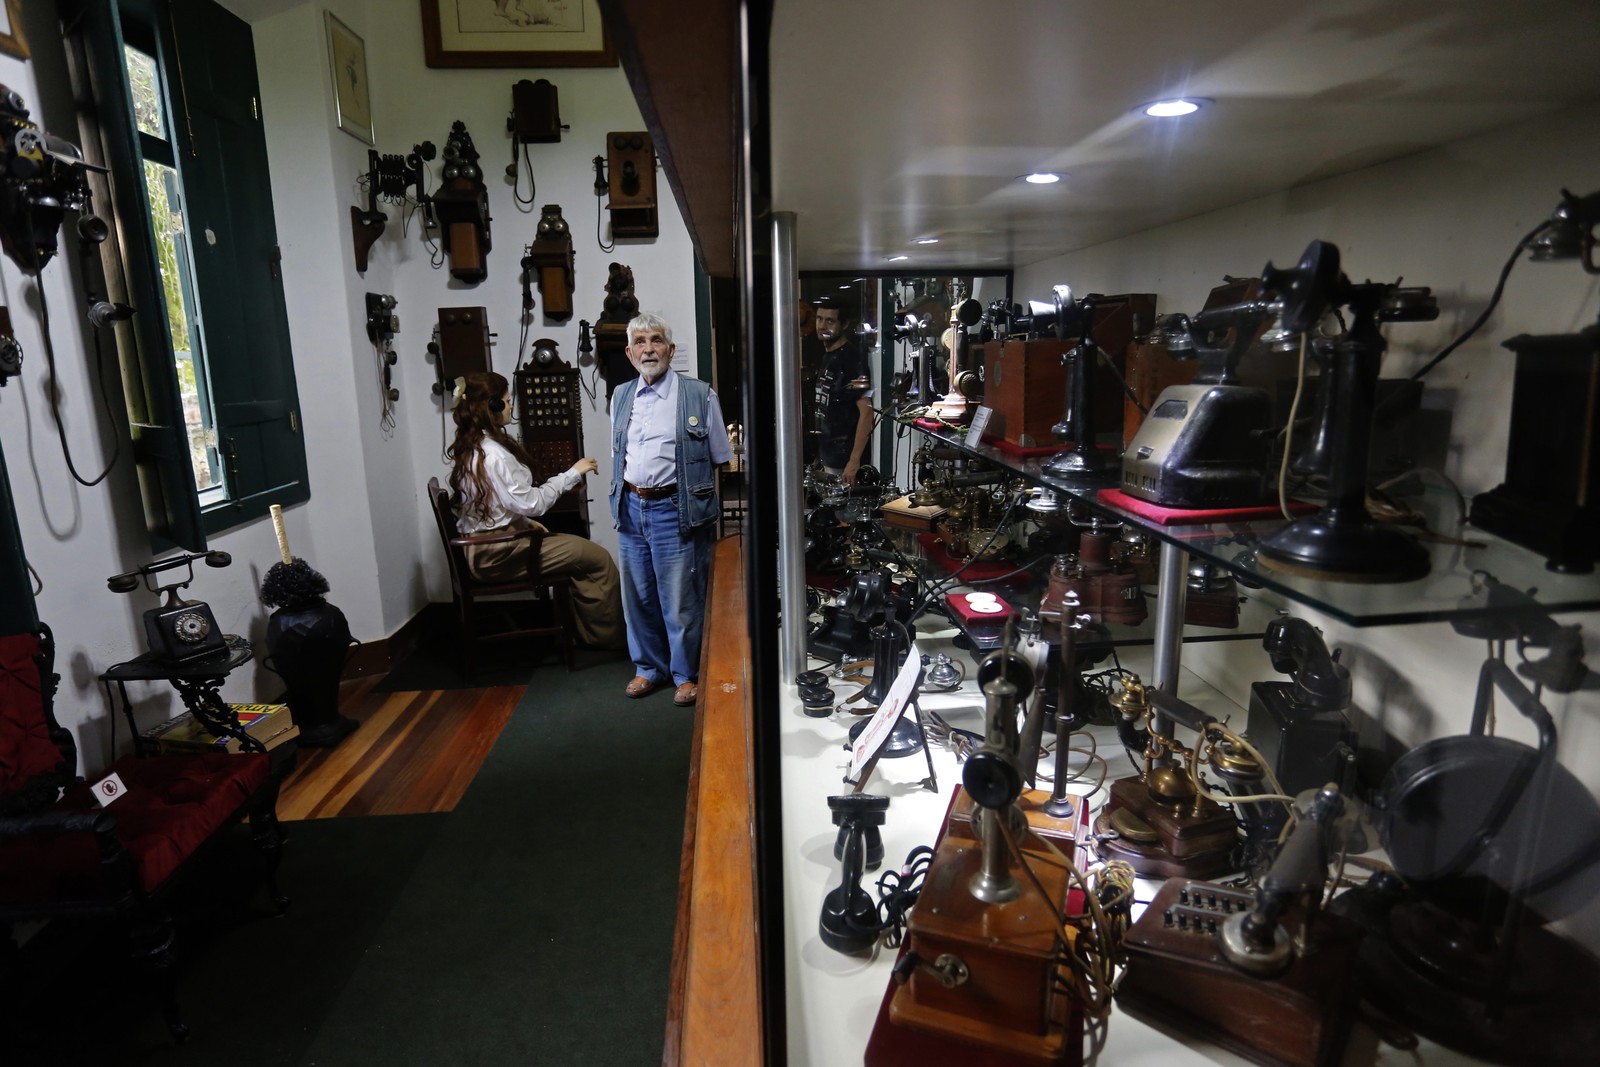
top-left (107, 550), bottom-right (233, 663)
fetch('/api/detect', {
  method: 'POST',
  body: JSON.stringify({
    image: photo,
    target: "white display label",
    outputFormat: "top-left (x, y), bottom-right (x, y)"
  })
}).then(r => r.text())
top-left (848, 642), bottom-right (924, 781)
top-left (966, 406), bottom-right (993, 447)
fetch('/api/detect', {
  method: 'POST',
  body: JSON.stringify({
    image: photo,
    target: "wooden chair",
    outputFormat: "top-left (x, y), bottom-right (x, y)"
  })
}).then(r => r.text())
top-left (0, 625), bottom-right (286, 1042)
top-left (426, 477), bottom-right (576, 678)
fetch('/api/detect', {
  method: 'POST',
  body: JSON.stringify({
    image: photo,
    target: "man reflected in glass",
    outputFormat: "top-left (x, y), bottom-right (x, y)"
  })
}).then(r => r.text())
top-left (812, 296), bottom-right (874, 485)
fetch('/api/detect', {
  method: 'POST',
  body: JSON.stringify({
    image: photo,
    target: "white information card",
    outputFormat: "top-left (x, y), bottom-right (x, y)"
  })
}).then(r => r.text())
top-left (847, 641), bottom-right (924, 781)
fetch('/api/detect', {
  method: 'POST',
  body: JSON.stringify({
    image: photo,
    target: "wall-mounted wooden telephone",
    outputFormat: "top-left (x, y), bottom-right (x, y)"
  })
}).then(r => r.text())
top-left (522, 204), bottom-right (575, 320)
top-left (506, 79), bottom-right (566, 208)
top-left (428, 306), bottom-right (492, 401)
top-left (594, 131), bottom-right (658, 239)
top-left (432, 120), bottom-right (491, 283)
top-left (107, 550), bottom-right (233, 663)
top-left (593, 261), bottom-right (640, 405)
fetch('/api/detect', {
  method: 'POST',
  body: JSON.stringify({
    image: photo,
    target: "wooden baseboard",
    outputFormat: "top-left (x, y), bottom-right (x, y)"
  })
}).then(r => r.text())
top-left (340, 603), bottom-right (443, 680)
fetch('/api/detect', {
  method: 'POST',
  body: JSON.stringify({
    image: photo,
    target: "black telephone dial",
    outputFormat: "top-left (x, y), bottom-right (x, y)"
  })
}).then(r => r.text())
top-left (108, 550), bottom-right (233, 663)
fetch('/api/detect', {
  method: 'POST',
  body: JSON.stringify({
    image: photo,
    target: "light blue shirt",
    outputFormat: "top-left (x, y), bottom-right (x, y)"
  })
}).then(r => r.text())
top-left (620, 369), bottom-right (732, 487)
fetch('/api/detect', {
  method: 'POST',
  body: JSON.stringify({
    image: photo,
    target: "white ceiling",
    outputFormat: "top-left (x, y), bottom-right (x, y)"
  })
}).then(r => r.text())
top-left (770, 0), bottom-right (1600, 273)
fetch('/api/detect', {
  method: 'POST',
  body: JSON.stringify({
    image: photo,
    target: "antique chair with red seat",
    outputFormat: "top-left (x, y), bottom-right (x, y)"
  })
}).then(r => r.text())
top-left (427, 476), bottom-right (577, 678)
top-left (0, 625), bottom-right (286, 1041)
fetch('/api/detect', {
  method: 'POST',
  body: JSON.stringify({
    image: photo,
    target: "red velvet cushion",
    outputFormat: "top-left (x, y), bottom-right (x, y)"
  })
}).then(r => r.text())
top-left (0, 632), bottom-right (66, 812)
top-left (0, 752), bottom-right (269, 904)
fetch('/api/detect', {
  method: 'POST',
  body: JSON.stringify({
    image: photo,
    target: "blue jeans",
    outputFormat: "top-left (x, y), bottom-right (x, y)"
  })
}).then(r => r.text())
top-left (618, 493), bottom-right (712, 686)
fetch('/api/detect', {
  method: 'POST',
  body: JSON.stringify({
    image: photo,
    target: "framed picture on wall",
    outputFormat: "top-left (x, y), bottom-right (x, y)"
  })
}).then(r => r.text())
top-left (325, 12), bottom-right (374, 145)
top-left (421, 0), bottom-right (616, 68)
top-left (0, 0), bottom-right (30, 61)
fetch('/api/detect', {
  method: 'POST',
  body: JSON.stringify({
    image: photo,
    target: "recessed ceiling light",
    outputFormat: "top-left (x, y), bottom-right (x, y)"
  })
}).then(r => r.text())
top-left (1142, 98), bottom-right (1205, 117)
top-left (915, 238), bottom-right (939, 245)
top-left (839, 284), bottom-right (851, 289)
top-left (1022, 172), bottom-right (1061, 185)
top-left (886, 254), bottom-right (910, 262)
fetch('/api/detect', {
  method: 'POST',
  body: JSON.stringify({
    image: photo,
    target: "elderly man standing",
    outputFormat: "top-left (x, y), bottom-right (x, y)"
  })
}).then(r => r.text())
top-left (609, 312), bottom-right (733, 706)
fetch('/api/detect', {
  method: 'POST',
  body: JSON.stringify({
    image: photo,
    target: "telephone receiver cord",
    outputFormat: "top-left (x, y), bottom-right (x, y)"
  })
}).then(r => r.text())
top-left (26, 205), bottom-right (121, 486)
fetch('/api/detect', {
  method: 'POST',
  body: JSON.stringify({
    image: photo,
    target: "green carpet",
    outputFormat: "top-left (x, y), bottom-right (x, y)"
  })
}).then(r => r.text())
top-left (7, 657), bottom-right (693, 1066)
top-left (302, 657), bottom-right (692, 1066)
top-left (6, 812), bottom-right (448, 1067)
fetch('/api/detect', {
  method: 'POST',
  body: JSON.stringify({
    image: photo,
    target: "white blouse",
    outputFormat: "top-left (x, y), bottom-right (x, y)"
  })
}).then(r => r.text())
top-left (456, 438), bottom-right (582, 534)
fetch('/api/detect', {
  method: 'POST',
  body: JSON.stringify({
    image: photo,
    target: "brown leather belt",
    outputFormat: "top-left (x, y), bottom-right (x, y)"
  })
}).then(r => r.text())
top-left (624, 480), bottom-right (677, 500)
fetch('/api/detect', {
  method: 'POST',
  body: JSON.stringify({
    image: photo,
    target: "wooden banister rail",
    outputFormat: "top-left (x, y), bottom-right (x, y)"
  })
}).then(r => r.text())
top-left (665, 534), bottom-right (762, 1065)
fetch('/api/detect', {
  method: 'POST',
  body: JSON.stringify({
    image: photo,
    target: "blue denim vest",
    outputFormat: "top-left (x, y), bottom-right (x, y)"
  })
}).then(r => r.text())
top-left (609, 373), bottom-right (719, 537)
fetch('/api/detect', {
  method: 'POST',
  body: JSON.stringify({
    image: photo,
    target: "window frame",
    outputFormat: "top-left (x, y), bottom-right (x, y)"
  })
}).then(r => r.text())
top-left (60, 0), bottom-right (308, 551)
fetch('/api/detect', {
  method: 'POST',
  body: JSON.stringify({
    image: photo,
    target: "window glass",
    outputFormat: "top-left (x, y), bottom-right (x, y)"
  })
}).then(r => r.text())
top-left (141, 158), bottom-right (218, 493)
top-left (124, 45), bottom-right (165, 139)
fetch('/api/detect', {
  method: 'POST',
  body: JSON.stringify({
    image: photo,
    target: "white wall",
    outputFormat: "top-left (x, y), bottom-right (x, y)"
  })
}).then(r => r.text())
top-left (1017, 105), bottom-right (1600, 945)
top-left (0, 0), bottom-right (698, 770)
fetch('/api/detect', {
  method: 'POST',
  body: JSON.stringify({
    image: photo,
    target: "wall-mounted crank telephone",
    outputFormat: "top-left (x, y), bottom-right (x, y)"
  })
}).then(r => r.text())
top-left (506, 78), bottom-right (565, 209)
top-left (351, 141), bottom-right (434, 273)
top-left (107, 550), bottom-right (233, 663)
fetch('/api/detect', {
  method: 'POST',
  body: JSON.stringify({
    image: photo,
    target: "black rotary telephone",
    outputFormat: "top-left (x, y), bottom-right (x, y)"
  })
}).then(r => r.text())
top-left (108, 550), bottom-right (233, 663)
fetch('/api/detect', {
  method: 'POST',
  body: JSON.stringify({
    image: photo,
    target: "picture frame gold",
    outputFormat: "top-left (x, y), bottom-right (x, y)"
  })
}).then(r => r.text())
top-left (0, 0), bottom-right (30, 61)
top-left (325, 12), bottom-right (373, 145)
top-left (421, 0), bottom-right (616, 69)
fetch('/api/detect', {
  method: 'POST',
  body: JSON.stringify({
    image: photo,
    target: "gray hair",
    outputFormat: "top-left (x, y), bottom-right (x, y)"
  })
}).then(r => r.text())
top-left (627, 312), bottom-right (674, 347)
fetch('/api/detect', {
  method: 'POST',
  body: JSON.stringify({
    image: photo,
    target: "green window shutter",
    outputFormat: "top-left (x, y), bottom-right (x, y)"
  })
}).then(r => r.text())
top-left (61, 0), bottom-right (207, 552)
top-left (167, 0), bottom-right (307, 532)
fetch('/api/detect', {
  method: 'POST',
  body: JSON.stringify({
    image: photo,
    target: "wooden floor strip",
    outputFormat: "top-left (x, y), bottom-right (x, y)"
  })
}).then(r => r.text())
top-left (277, 677), bottom-right (525, 820)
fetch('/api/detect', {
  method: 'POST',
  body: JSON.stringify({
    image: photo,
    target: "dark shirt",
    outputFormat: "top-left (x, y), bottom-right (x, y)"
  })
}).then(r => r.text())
top-left (816, 340), bottom-right (872, 468)
top-left (799, 333), bottom-right (826, 463)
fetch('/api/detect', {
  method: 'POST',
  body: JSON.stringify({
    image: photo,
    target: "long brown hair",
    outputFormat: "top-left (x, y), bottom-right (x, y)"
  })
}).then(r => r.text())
top-left (446, 372), bottom-right (536, 522)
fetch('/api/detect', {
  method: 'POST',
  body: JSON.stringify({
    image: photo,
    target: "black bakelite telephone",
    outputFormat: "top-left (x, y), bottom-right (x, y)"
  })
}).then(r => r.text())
top-left (108, 550), bottom-right (233, 663)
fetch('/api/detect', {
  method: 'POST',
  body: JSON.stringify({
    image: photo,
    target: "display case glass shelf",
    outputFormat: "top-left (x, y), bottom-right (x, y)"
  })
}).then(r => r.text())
top-left (907, 421), bottom-right (1600, 627)
top-left (936, 573), bottom-right (1283, 657)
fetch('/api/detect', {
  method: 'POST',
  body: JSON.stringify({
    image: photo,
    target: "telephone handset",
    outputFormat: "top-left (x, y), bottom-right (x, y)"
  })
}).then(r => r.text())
top-left (108, 550), bottom-right (233, 663)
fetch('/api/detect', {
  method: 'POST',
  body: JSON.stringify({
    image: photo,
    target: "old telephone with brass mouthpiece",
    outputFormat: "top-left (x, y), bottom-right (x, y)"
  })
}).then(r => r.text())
top-left (107, 550), bottom-right (234, 663)
top-left (1095, 682), bottom-right (1250, 880)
